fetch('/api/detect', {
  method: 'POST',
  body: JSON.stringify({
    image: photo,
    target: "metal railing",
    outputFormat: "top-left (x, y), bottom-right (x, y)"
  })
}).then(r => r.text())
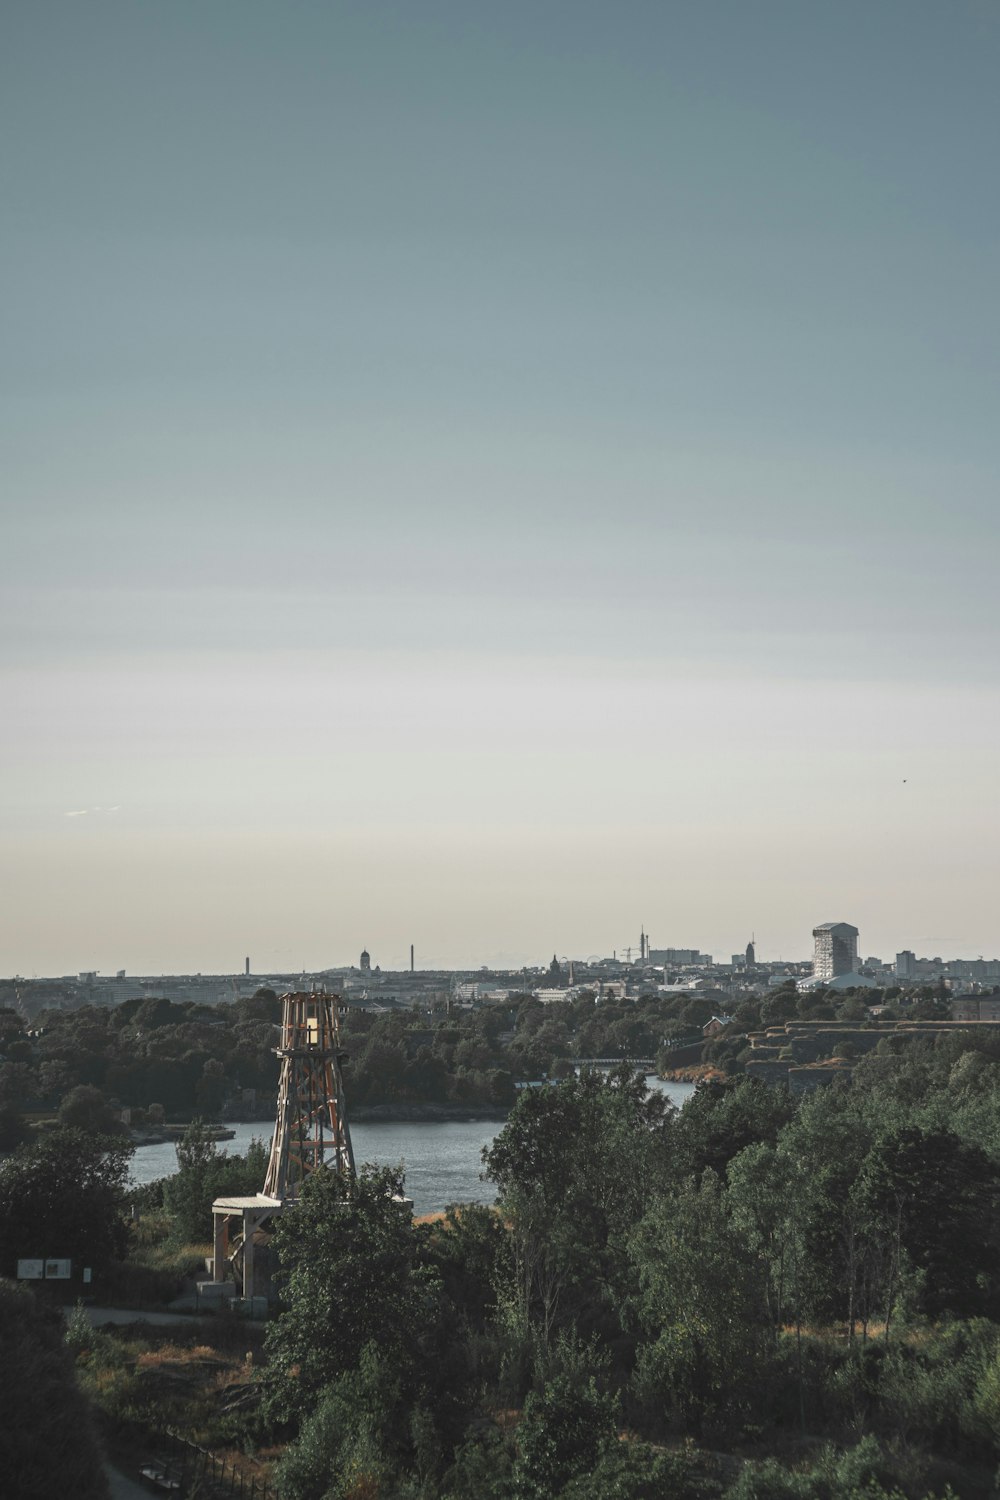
top-left (139, 1430), bottom-right (273, 1500)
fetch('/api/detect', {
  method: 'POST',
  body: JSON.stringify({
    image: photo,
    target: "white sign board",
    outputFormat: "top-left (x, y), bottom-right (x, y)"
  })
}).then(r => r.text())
top-left (44, 1259), bottom-right (71, 1280)
top-left (17, 1259), bottom-right (44, 1280)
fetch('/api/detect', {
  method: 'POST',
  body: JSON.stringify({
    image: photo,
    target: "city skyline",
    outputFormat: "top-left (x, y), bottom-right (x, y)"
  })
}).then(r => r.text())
top-left (9, 919), bottom-right (1000, 982)
top-left (4, 2), bottom-right (1000, 977)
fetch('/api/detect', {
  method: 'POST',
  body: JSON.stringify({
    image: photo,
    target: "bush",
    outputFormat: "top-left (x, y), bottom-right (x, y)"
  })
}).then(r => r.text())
top-left (274, 1343), bottom-right (402, 1500)
top-left (162, 1122), bottom-right (269, 1243)
top-left (440, 1423), bottom-right (514, 1500)
top-left (0, 1279), bottom-right (109, 1499)
top-left (561, 1439), bottom-right (714, 1498)
top-left (59, 1085), bottom-right (127, 1136)
top-left (724, 1436), bottom-right (960, 1500)
top-left (512, 1368), bottom-right (619, 1498)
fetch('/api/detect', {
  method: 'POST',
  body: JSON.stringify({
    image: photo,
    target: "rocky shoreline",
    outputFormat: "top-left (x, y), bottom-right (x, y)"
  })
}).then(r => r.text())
top-left (657, 1063), bottom-right (723, 1083)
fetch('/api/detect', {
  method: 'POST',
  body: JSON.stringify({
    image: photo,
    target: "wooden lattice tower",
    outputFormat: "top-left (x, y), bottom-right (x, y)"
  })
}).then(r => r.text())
top-left (263, 990), bottom-right (355, 1201)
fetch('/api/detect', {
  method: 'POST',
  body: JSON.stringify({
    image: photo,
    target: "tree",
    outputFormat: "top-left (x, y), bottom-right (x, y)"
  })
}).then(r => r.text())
top-left (629, 1173), bottom-right (770, 1434)
top-left (135, 996), bottom-right (187, 1030)
top-left (234, 987), bottom-right (281, 1024)
top-left (262, 1163), bottom-right (442, 1423)
top-left (0, 1280), bottom-right (108, 1500)
top-left (0, 1128), bottom-right (132, 1281)
top-left (484, 1068), bottom-right (673, 1346)
top-left (853, 1126), bottom-right (1000, 1324)
top-left (513, 1367), bottom-right (618, 1498)
top-left (727, 1141), bottom-right (814, 1428)
top-left (424, 1203), bottom-right (512, 1335)
top-left (0, 1099), bottom-right (27, 1149)
top-left (37, 1058), bottom-right (78, 1103)
top-left (162, 1119), bottom-right (269, 1243)
top-left (194, 1056), bottom-right (226, 1117)
top-left (274, 1341), bottom-right (404, 1500)
top-left (669, 1076), bottom-right (796, 1182)
top-left (771, 1086), bottom-right (878, 1335)
top-left (0, 1057), bottom-right (30, 1148)
top-left (760, 990), bottom-right (800, 1027)
top-left (727, 1142), bottom-right (802, 1339)
top-left (59, 1084), bottom-right (127, 1136)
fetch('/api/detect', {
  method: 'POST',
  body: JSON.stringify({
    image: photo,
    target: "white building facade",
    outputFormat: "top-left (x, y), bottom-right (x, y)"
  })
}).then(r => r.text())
top-left (812, 922), bottom-right (860, 982)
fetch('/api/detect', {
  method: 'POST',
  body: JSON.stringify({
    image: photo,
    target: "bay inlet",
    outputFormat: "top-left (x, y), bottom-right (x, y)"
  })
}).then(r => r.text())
top-left (129, 1078), bottom-right (698, 1216)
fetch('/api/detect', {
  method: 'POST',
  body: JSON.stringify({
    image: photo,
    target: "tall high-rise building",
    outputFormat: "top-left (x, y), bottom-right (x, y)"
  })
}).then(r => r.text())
top-left (745, 939), bottom-right (756, 967)
top-left (812, 922), bottom-right (859, 981)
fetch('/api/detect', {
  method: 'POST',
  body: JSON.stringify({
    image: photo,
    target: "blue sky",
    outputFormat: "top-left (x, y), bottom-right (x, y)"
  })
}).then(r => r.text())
top-left (3, 1), bottom-right (999, 973)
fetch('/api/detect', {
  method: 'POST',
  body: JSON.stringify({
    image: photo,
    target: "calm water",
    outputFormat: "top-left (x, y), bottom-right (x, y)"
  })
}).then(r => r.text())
top-left (130, 1078), bottom-right (697, 1216)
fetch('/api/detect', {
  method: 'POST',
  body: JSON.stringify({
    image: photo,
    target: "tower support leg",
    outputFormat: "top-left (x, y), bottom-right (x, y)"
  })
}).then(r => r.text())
top-left (213, 1213), bottom-right (228, 1282)
top-left (242, 1211), bottom-right (256, 1299)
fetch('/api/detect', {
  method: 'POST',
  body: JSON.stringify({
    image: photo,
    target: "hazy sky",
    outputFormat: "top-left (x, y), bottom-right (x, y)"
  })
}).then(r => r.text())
top-left (3, 1), bottom-right (1000, 975)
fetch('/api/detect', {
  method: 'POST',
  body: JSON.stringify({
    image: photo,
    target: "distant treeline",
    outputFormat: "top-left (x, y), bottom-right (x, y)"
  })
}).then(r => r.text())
top-left (0, 979), bottom-right (953, 1144)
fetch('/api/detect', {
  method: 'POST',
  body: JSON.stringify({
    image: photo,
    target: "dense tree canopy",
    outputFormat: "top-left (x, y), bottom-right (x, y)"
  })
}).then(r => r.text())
top-left (8, 990), bottom-right (1000, 1497)
top-left (160, 1118), bottom-right (270, 1242)
top-left (252, 1043), bottom-right (1000, 1497)
top-left (484, 1067), bottom-right (674, 1343)
top-left (263, 1163), bottom-right (443, 1423)
top-left (0, 1127), bottom-right (132, 1279)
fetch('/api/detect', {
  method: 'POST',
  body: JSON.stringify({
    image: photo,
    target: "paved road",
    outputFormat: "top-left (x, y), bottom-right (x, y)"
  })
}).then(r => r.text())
top-left (106, 1463), bottom-right (153, 1500)
top-left (67, 1303), bottom-right (211, 1326)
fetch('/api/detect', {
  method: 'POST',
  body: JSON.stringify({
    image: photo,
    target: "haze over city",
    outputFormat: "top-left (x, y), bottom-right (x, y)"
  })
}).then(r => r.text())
top-left (3, 2), bottom-right (1000, 977)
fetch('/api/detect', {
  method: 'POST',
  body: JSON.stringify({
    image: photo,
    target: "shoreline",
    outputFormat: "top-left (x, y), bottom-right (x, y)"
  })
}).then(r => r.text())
top-left (128, 1124), bottom-right (238, 1145)
top-left (350, 1103), bottom-right (511, 1123)
top-left (129, 1105), bottom-right (511, 1144)
top-left (657, 1063), bottom-right (724, 1083)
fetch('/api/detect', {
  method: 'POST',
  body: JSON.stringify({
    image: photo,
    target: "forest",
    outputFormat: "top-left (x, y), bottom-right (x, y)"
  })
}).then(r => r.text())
top-left (4, 1023), bottom-right (1000, 1497)
top-left (249, 1033), bottom-right (1000, 1499)
top-left (0, 977), bottom-right (952, 1144)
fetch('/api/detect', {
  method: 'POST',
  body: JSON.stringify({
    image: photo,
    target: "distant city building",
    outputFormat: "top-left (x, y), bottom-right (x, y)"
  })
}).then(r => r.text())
top-left (895, 951), bottom-right (916, 980)
top-left (812, 922), bottom-right (859, 982)
top-left (951, 994), bottom-right (1000, 1022)
top-left (649, 948), bottom-right (712, 966)
top-left (746, 940), bottom-right (756, 967)
top-left (359, 949), bottom-right (371, 972)
top-left (823, 970), bottom-right (876, 991)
